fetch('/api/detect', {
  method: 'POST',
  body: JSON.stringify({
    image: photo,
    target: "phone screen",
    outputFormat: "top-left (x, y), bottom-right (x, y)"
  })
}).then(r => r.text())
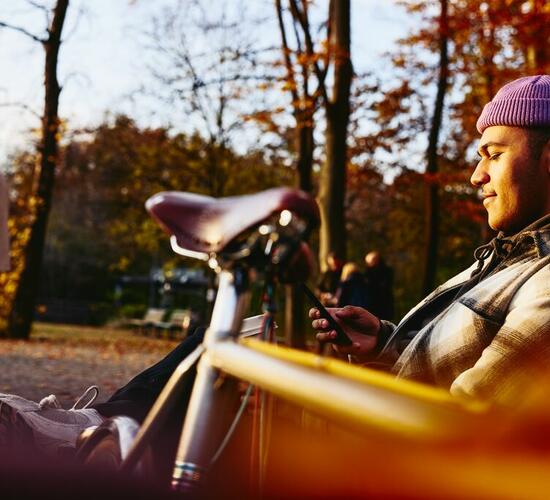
top-left (301, 283), bottom-right (352, 346)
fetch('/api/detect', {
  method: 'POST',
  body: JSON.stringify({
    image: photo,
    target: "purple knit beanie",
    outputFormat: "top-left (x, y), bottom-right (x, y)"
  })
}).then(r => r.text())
top-left (476, 75), bottom-right (550, 133)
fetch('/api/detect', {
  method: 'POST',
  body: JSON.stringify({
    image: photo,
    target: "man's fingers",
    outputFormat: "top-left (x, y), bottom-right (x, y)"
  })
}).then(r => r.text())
top-left (315, 330), bottom-right (337, 342)
top-left (308, 307), bottom-right (320, 319)
top-left (312, 318), bottom-right (330, 330)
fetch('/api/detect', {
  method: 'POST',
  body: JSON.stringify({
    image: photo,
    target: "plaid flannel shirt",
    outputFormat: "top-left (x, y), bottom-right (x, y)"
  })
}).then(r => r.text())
top-left (377, 216), bottom-right (550, 406)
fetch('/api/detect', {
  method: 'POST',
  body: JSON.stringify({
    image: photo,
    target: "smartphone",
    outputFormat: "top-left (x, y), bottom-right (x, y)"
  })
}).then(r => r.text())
top-left (238, 314), bottom-right (277, 338)
top-left (301, 283), bottom-right (352, 346)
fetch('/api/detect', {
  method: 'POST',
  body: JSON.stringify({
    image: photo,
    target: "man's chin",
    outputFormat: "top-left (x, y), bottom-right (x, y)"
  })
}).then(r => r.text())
top-left (487, 215), bottom-right (508, 234)
top-left (489, 216), bottom-right (531, 236)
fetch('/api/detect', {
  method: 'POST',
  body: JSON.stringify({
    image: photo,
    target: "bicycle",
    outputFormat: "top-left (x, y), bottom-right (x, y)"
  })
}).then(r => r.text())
top-left (76, 187), bottom-right (320, 494)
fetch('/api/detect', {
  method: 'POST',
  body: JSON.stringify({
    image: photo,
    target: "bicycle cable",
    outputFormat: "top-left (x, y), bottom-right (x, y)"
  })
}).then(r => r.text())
top-left (209, 383), bottom-right (254, 466)
top-left (209, 308), bottom-right (276, 468)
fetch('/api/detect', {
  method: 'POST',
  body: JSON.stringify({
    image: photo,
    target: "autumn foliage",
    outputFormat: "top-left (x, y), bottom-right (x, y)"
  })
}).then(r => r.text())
top-left (0, 0), bottom-right (549, 332)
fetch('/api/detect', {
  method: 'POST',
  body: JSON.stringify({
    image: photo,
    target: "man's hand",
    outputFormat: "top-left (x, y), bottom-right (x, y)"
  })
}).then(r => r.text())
top-left (309, 305), bottom-right (381, 360)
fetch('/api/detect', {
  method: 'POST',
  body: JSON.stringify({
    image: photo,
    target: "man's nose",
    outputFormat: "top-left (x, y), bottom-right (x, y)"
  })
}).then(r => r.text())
top-left (470, 161), bottom-right (489, 187)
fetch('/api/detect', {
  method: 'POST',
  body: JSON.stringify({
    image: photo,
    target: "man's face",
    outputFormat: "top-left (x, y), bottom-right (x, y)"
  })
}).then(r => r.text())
top-left (470, 126), bottom-right (550, 234)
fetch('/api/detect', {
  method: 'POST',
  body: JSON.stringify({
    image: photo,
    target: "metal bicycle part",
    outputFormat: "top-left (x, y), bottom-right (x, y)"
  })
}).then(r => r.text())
top-left (170, 268), bottom-right (251, 493)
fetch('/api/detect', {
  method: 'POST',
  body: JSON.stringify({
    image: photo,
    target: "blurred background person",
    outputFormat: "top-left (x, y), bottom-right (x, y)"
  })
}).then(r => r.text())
top-left (316, 251), bottom-right (343, 305)
top-left (364, 251), bottom-right (393, 320)
top-left (334, 262), bottom-right (371, 309)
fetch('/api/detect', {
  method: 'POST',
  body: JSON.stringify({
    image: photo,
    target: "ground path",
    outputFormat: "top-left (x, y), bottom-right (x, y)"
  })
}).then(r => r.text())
top-left (0, 323), bottom-right (179, 408)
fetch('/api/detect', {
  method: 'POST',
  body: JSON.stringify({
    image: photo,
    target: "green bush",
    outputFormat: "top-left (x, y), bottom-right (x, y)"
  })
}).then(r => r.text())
top-left (118, 303), bottom-right (148, 320)
top-left (88, 302), bottom-right (117, 326)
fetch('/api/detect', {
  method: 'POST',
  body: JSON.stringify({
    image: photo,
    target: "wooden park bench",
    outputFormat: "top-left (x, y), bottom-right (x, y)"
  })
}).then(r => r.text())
top-left (152, 308), bottom-right (195, 339)
top-left (127, 308), bottom-right (166, 336)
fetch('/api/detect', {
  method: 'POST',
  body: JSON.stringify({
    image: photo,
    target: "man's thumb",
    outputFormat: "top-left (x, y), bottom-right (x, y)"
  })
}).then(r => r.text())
top-left (335, 306), bottom-right (360, 319)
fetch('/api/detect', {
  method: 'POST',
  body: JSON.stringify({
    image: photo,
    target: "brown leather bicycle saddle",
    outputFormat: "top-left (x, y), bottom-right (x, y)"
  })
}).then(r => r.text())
top-left (146, 188), bottom-right (319, 254)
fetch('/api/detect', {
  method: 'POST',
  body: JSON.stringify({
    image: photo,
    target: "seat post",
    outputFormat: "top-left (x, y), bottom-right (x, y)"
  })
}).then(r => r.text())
top-left (171, 267), bottom-right (250, 493)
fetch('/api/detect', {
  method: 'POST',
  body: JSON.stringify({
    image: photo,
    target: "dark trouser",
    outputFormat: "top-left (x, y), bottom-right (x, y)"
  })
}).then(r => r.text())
top-left (92, 327), bottom-right (206, 423)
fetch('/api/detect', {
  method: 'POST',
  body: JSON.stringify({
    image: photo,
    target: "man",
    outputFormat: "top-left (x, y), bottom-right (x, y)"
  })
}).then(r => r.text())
top-left (312, 74), bottom-right (550, 406)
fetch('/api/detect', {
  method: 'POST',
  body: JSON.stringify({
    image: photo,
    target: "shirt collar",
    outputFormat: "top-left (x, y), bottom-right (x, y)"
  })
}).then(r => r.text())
top-left (501, 214), bottom-right (550, 258)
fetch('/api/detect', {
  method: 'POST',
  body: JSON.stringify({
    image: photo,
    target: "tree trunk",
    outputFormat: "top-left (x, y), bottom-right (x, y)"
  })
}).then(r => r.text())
top-left (8, 0), bottom-right (69, 339)
top-left (296, 119), bottom-right (314, 192)
top-left (318, 0), bottom-right (352, 271)
top-left (524, 0), bottom-right (548, 73)
top-left (276, 0), bottom-right (316, 348)
top-left (421, 0), bottom-right (448, 297)
top-left (284, 120), bottom-right (314, 348)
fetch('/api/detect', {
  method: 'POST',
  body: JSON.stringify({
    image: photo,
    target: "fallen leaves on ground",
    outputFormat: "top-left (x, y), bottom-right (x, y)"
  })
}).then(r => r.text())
top-left (0, 323), bottom-right (181, 408)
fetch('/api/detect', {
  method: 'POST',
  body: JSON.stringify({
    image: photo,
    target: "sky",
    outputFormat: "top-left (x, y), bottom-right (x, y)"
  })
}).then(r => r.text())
top-left (0, 0), bottom-right (412, 167)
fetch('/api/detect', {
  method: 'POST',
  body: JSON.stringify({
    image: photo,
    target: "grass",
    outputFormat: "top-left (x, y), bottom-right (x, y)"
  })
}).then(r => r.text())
top-left (29, 322), bottom-right (180, 352)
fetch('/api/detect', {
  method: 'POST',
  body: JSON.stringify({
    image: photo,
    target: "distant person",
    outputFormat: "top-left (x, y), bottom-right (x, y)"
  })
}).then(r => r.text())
top-left (334, 262), bottom-right (371, 309)
top-left (363, 251), bottom-right (393, 320)
top-left (316, 251), bottom-right (343, 305)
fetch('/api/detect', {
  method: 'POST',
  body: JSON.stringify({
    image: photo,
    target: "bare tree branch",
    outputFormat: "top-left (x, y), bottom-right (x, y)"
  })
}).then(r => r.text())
top-left (0, 101), bottom-right (41, 119)
top-left (62, 4), bottom-right (86, 43)
top-left (26, 0), bottom-right (49, 11)
top-left (181, 74), bottom-right (278, 89)
top-left (293, 3), bottom-right (310, 103)
top-left (25, 0), bottom-right (51, 25)
top-left (275, 0), bottom-right (300, 106)
top-left (179, 46), bottom-right (217, 140)
top-left (0, 20), bottom-right (45, 43)
top-left (288, 0), bottom-right (329, 105)
top-left (61, 71), bottom-right (92, 90)
top-left (143, 0), bottom-right (272, 169)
